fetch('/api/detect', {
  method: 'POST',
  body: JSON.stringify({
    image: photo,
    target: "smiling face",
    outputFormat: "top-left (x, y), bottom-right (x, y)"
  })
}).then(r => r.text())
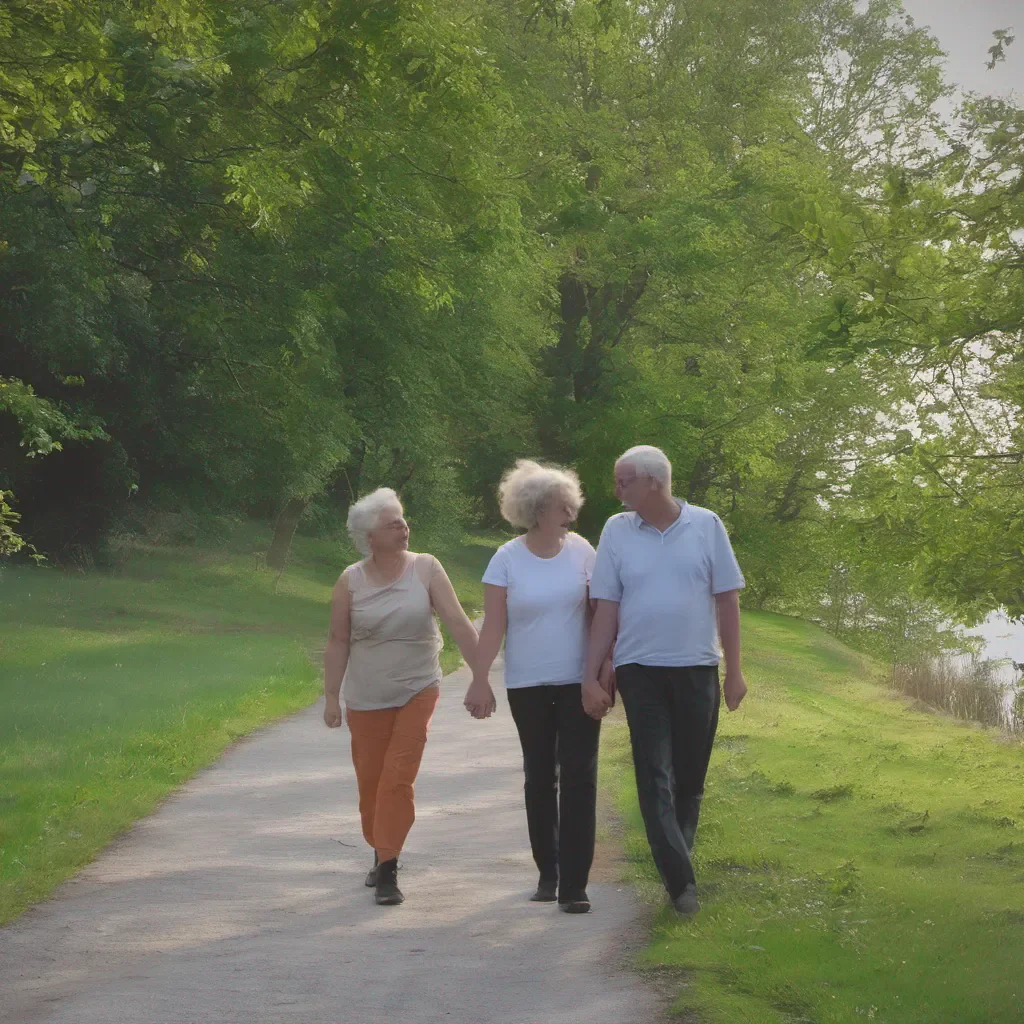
top-left (535, 487), bottom-right (578, 536)
top-left (368, 505), bottom-right (410, 555)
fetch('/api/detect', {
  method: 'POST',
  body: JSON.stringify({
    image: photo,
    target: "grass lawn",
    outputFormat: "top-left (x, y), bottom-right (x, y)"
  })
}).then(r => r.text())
top-left (601, 610), bottom-right (1024, 1024)
top-left (0, 523), bottom-right (501, 924)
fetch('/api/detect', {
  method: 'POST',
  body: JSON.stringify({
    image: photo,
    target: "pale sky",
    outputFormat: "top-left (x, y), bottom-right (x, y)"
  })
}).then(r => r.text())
top-left (896, 3), bottom-right (1024, 660)
top-left (899, 0), bottom-right (1021, 100)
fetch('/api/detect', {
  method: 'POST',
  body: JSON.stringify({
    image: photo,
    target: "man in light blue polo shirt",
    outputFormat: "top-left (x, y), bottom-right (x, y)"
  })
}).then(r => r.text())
top-left (582, 445), bottom-right (747, 916)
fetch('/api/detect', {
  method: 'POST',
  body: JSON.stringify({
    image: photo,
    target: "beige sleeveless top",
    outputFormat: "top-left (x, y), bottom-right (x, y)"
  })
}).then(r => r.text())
top-left (343, 552), bottom-right (443, 711)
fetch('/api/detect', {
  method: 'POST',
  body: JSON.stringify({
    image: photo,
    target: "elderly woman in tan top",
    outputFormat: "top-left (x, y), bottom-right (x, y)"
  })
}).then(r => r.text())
top-left (323, 488), bottom-right (479, 906)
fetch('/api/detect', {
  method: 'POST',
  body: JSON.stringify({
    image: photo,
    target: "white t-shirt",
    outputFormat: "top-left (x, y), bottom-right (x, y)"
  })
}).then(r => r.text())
top-left (589, 500), bottom-right (745, 668)
top-left (482, 533), bottom-right (596, 688)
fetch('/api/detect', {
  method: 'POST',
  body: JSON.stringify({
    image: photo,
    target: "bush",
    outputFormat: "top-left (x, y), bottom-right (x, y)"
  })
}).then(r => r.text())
top-left (890, 656), bottom-right (1021, 735)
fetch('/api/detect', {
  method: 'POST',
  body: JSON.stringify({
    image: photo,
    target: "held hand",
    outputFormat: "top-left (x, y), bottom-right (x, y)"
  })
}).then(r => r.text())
top-left (723, 669), bottom-right (747, 712)
top-left (598, 659), bottom-right (617, 705)
top-left (323, 698), bottom-right (344, 728)
top-left (582, 679), bottom-right (612, 720)
top-left (463, 678), bottom-right (497, 720)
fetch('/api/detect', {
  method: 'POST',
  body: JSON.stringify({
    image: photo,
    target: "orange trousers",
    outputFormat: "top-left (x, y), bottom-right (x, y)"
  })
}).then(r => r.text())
top-left (347, 685), bottom-right (439, 862)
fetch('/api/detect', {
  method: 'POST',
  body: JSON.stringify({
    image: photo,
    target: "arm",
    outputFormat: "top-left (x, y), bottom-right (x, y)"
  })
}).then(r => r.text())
top-left (464, 584), bottom-right (505, 718)
top-left (715, 589), bottom-right (747, 711)
top-left (323, 573), bottom-right (352, 728)
top-left (581, 599), bottom-right (619, 719)
top-left (589, 596), bottom-right (616, 703)
top-left (428, 558), bottom-right (480, 668)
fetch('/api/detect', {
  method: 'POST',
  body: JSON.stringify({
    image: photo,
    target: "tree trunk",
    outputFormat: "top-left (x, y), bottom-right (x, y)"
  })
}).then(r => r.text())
top-left (686, 454), bottom-right (717, 505)
top-left (576, 266), bottom-right (649, 400)
top-left (326, 443), bottom-right (366, 516)
top-left (265, 496), bottom-right (310, 570)
top-left (550, 272), bottom-right (589, 399)
top-left (546, 267), bottom-right (650, 406)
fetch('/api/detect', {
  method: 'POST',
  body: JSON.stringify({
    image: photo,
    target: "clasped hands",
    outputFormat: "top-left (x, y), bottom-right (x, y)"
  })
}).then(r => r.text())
top-left (582, 660), bottom-right (617, 720)
top-left (465, 662), bottom-right (617, 721)
top-left (463, 676), bottom-right (498, 719)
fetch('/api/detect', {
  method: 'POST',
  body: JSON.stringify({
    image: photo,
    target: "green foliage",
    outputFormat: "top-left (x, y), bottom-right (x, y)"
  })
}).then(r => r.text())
top-left (0, 377), bottom-right (107, 555)
top-left (1, 0), bottom-right (1021, 629)
top-left (1, 0), bottom-right (550, 554)
top-left (0, 377), bottom-right (105, 457)
top-left (0, 491), bottom-right (28, 558)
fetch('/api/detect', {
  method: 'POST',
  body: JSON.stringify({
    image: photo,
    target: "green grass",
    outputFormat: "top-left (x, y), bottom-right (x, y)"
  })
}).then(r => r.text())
top-left (601, 611), bottom-right (1024, 1024)
top-left (0, 523), bottom-right (500, 924)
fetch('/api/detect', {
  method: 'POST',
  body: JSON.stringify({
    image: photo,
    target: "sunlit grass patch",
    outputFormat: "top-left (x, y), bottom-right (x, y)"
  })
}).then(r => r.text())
top-left (602, 610), bottom-right (1024, 1024)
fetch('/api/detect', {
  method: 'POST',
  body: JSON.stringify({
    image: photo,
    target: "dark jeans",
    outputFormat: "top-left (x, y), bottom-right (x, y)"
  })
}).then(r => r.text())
top-left (616, 664), bottom-right (721, 900)
top-left (506, 683), bottom-right (601, 901)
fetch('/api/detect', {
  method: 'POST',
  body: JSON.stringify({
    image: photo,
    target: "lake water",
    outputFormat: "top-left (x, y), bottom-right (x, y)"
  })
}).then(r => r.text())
top-left (967, 612), bottom-right (1024, 683)
top-left (962, 612), bottom-right (1023, 723)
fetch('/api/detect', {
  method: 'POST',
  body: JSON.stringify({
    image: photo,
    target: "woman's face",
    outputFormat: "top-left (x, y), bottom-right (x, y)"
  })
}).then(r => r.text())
top-left (369, 506), bottom-right (410, 555)
top-left (536, 489), bottom-right (577, 536)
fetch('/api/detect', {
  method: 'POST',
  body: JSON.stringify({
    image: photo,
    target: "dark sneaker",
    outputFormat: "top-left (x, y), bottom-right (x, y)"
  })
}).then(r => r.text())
top-left (374, 857), bottom-right (404, 905)
top-left (558, 891), bottom-right (591, 914)
top-left (672, 884), bottom-right (699, 917)
top-left (364, 853), bottom-right (379, 888)
top-left (530, 879), bottom-right (558, 903)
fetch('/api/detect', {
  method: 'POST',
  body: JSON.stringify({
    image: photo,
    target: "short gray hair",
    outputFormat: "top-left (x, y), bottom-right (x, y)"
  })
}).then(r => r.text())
top-left (347, 487), bottom-right (402, 556)
top-left (498, 459), bottom-right (584, 529)
top-left (616, 445), bottom-right (672, 487)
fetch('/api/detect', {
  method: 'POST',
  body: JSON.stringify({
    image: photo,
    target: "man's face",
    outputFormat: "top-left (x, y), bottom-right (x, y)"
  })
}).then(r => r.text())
top-left (614, 462), bottom-right (649, 510)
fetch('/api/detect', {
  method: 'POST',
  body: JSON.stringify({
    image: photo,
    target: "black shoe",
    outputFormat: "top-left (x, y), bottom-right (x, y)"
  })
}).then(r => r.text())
top-left (558, 891), bottom-right (591, 914)
top-left (374, 857), bottom-right (404, 905)
top-left (364, 853), bottom-right (379, 888)
top-left (672, 883), bottom-right (699, 917)
top-left (530, 879), bottom-right (558, 903)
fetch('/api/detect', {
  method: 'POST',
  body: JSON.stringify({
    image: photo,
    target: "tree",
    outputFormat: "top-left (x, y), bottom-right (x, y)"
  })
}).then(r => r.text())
top-left (1, 0), bottom-right (548, 559)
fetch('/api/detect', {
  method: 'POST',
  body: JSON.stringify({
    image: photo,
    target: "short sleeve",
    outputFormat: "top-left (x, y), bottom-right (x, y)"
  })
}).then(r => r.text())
top-left (481, 546), bottom-right (510, 588)
top-left (588, 520), bottom-right (623, 602)
top-left (579, 536), bottom-right (597, 583)
top-left (709, 515), bottom-right (745, 594)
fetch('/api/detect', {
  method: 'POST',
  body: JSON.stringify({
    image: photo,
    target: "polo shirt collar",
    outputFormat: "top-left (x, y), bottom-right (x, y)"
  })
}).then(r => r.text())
top-left (634, 498), bottom-right (690, 535)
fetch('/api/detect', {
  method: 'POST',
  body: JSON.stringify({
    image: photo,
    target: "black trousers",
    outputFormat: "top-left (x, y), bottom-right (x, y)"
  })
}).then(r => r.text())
top-left (506, 683), bottom-right (601, 901)
top-left (616, 664), bottom-right (721, 900)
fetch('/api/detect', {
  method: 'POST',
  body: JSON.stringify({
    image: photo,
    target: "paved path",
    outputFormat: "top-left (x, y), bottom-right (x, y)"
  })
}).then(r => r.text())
top-left (1, 661), bottom-right (663, 1024)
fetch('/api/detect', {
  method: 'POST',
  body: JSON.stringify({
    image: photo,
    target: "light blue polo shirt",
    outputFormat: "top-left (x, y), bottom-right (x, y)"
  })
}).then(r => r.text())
top-left (589, 500), bottom-right (744, 668)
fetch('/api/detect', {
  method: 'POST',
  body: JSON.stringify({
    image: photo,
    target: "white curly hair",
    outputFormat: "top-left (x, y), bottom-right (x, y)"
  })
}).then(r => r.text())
top-left (346, 487), bottom-right (403, 556)
top-left (498, 459), bottom-right (585, 529)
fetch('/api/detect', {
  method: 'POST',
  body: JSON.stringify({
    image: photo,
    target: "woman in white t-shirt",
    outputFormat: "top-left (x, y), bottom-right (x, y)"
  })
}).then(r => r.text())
top-left (464, 460), bottom-right (614, 914)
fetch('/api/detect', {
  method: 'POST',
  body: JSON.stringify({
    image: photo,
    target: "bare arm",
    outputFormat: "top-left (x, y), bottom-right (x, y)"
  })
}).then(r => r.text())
top-left (589, 595), bottom-right (617, 701)
top-left (581, 599), bottom-right (619, 719)
top-left (323, 573), bottom-right (352, 728)
top-left (583, 599), bottom-right (619, 683)
top-left (428, 558), bottom-right (479, 666)
top-left (464, 584), bottom-right (506, 718)
top-left (473, 584), bottom-right (507, 682)
top-left (715, 589), bottom-right (747, 711)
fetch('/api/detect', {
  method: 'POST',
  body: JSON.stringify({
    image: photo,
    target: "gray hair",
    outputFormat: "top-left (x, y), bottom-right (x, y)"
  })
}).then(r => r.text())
top-left (347, 487), bottom-right (403, 556)
top-left (616, 445), bottom-right (672, 488)
top-left (498, 459), bottom-right (584, 529)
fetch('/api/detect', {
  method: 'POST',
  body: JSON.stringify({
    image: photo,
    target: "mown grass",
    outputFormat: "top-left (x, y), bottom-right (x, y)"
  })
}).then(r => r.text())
top-left (0, 523), bottom-right (499, 924)
top-left (601, 611), bottom-right (1024, 1024)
